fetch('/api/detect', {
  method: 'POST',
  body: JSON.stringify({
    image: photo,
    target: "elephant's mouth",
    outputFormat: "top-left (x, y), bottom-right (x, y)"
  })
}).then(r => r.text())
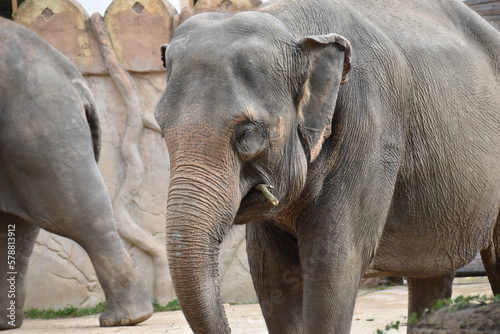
top-left (234, 184), bottom-right (279, 224)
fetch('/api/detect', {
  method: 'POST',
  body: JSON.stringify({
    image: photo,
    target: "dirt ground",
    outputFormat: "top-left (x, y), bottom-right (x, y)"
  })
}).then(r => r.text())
top-left (4, 278), bottom-right (491, 334)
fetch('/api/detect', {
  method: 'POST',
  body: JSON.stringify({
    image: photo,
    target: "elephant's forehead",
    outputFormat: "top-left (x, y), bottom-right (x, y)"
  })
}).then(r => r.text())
top-left (169, 12), bottom-right (294, 63)
top-left (169, 31), bottom-right (281, 66)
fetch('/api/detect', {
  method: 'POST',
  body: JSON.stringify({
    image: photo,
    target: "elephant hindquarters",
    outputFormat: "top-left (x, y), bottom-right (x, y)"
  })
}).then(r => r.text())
top-left (1, 124), bottom-right (153, 327)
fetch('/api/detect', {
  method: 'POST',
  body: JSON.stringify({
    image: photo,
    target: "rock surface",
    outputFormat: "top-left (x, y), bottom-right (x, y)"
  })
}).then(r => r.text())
top-left (411, 301), bottom-right (500, 334)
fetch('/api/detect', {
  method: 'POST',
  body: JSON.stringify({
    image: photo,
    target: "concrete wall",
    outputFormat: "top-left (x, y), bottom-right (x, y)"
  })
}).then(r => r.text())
top-left (13, 0), bottom-right (260, 310)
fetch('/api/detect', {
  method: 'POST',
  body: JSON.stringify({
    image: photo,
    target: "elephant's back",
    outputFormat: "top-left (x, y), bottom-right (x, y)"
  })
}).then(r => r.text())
top-left (263, 0), bottom-right (500, 79)
top-left (0, 18), bottom-right (83, 107)
top-left (0, 19), bottom-right (88, 135)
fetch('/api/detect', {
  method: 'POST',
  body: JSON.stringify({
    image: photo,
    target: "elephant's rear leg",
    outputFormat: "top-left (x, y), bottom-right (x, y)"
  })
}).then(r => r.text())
top-left (24, 175), bottom-right (153, 326)
top-left (407, 272), bottom-right (454, 320)
top-left (481, 215), bottom-right (500, 295)
top-left (52, 210), bottom-right (153, 327)
top-left (0, 212), bottom-right (39, 330)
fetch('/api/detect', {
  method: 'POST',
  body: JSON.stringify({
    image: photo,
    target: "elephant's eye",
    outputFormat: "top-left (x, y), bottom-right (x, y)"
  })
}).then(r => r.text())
top-left (233, 122), bottom-right (267, 159)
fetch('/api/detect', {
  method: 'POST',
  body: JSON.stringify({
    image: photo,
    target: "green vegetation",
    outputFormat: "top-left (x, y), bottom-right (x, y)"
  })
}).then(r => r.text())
top-left (375, 320), bottom-right (403, 334)
top-left (407, 312), bottom-right (419, 326)
top-left (25, 299), bottom-right (182, 320)
top-left (153, 299), bottom-right (182, 312)
top-left (25, 302), bottom-right (106, 319)
top-left (431, 294), bottom-right (500, 312)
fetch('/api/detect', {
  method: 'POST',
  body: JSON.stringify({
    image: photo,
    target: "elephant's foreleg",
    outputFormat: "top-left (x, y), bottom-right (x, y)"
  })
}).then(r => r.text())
top-left (246, 222), bottom-right (303, 334)
top-left (299, 232), bottom-right (366, 334)
top-left (0, 212), bottom-right (39, 330)
top-left (407, 272), bottom-right (454, 320)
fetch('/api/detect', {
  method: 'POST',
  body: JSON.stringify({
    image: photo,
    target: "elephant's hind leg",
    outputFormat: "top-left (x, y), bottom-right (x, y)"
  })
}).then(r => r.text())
top-left (0, 212), bottom-right (39, 330)
top-left (246, 222), bottom-right (303, 334)
top-left (25, 172), bottom-right (154, 326)
top-left (407, 272), bottom-right (454, 321)
top-left (56, 211), bottom-right (153, 327)
top-left (481, 216), bottom-right (500, 295)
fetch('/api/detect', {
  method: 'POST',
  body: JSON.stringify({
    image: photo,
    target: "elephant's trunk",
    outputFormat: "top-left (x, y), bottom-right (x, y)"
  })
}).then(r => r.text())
top-left (166, 224), bottom-right (229, 333)
top-left (166, 165), bottom-right (238, 333)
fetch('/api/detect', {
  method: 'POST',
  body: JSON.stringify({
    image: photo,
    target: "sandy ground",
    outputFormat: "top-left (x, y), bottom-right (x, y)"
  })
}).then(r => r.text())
top-left (4, 278), bottom-right (491, 334)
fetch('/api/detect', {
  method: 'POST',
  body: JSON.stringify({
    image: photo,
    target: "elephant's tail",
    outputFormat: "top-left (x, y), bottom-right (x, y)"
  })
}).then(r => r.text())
top-left (85, 102), bottom-right (101, 162)
top-left (73, 78), bottom-right (102, 162)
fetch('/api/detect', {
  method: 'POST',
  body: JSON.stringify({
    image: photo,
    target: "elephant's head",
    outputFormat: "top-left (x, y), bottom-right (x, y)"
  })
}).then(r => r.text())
top-left (155, 11), bottom-right (351, 333)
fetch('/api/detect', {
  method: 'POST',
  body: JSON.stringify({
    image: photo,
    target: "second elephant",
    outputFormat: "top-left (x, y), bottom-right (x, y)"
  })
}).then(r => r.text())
top-left (0, 18), bottom-right (153, 329)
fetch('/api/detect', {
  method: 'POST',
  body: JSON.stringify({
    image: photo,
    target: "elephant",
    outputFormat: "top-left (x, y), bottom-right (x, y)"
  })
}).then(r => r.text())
top-left (154, 0), bottom-right (500, 333)
top-left (0, 18), bottom-right (153, 329)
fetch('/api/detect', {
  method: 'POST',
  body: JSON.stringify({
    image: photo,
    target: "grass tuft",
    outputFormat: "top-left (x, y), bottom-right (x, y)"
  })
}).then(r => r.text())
top-left (25, 302), bottom-right (106, 319)
top-left (431, 294), bottom-right (500, 312)
top-left (153, 299), bottom-right (182, 312)
top-left (25, 299), bottom-right (182, 320)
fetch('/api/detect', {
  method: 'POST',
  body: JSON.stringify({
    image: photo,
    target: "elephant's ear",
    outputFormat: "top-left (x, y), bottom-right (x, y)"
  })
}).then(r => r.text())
top-left (297, 33), bottom-right (351, 162)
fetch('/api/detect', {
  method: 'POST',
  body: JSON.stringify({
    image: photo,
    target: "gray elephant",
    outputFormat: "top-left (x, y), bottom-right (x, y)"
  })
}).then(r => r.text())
top-left (0, 18), bottom-right (153, 329)
top-left (155, 0), bottom-right (500, 333)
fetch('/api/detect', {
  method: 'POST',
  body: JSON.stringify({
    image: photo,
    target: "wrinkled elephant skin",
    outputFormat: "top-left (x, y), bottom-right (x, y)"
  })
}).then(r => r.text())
top-left (0, 18), bottom-right (152, 330)
top-left (155, 0), bottom-right (500, 333)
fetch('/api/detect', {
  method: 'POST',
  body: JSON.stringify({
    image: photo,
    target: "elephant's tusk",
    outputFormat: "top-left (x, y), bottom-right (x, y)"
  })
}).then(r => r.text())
top-left (254, 184), bottom-right (279, 206)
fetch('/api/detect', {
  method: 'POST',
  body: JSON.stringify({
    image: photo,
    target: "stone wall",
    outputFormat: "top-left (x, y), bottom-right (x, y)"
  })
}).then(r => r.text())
top-left (12, 0), bottom-right (260, 310)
